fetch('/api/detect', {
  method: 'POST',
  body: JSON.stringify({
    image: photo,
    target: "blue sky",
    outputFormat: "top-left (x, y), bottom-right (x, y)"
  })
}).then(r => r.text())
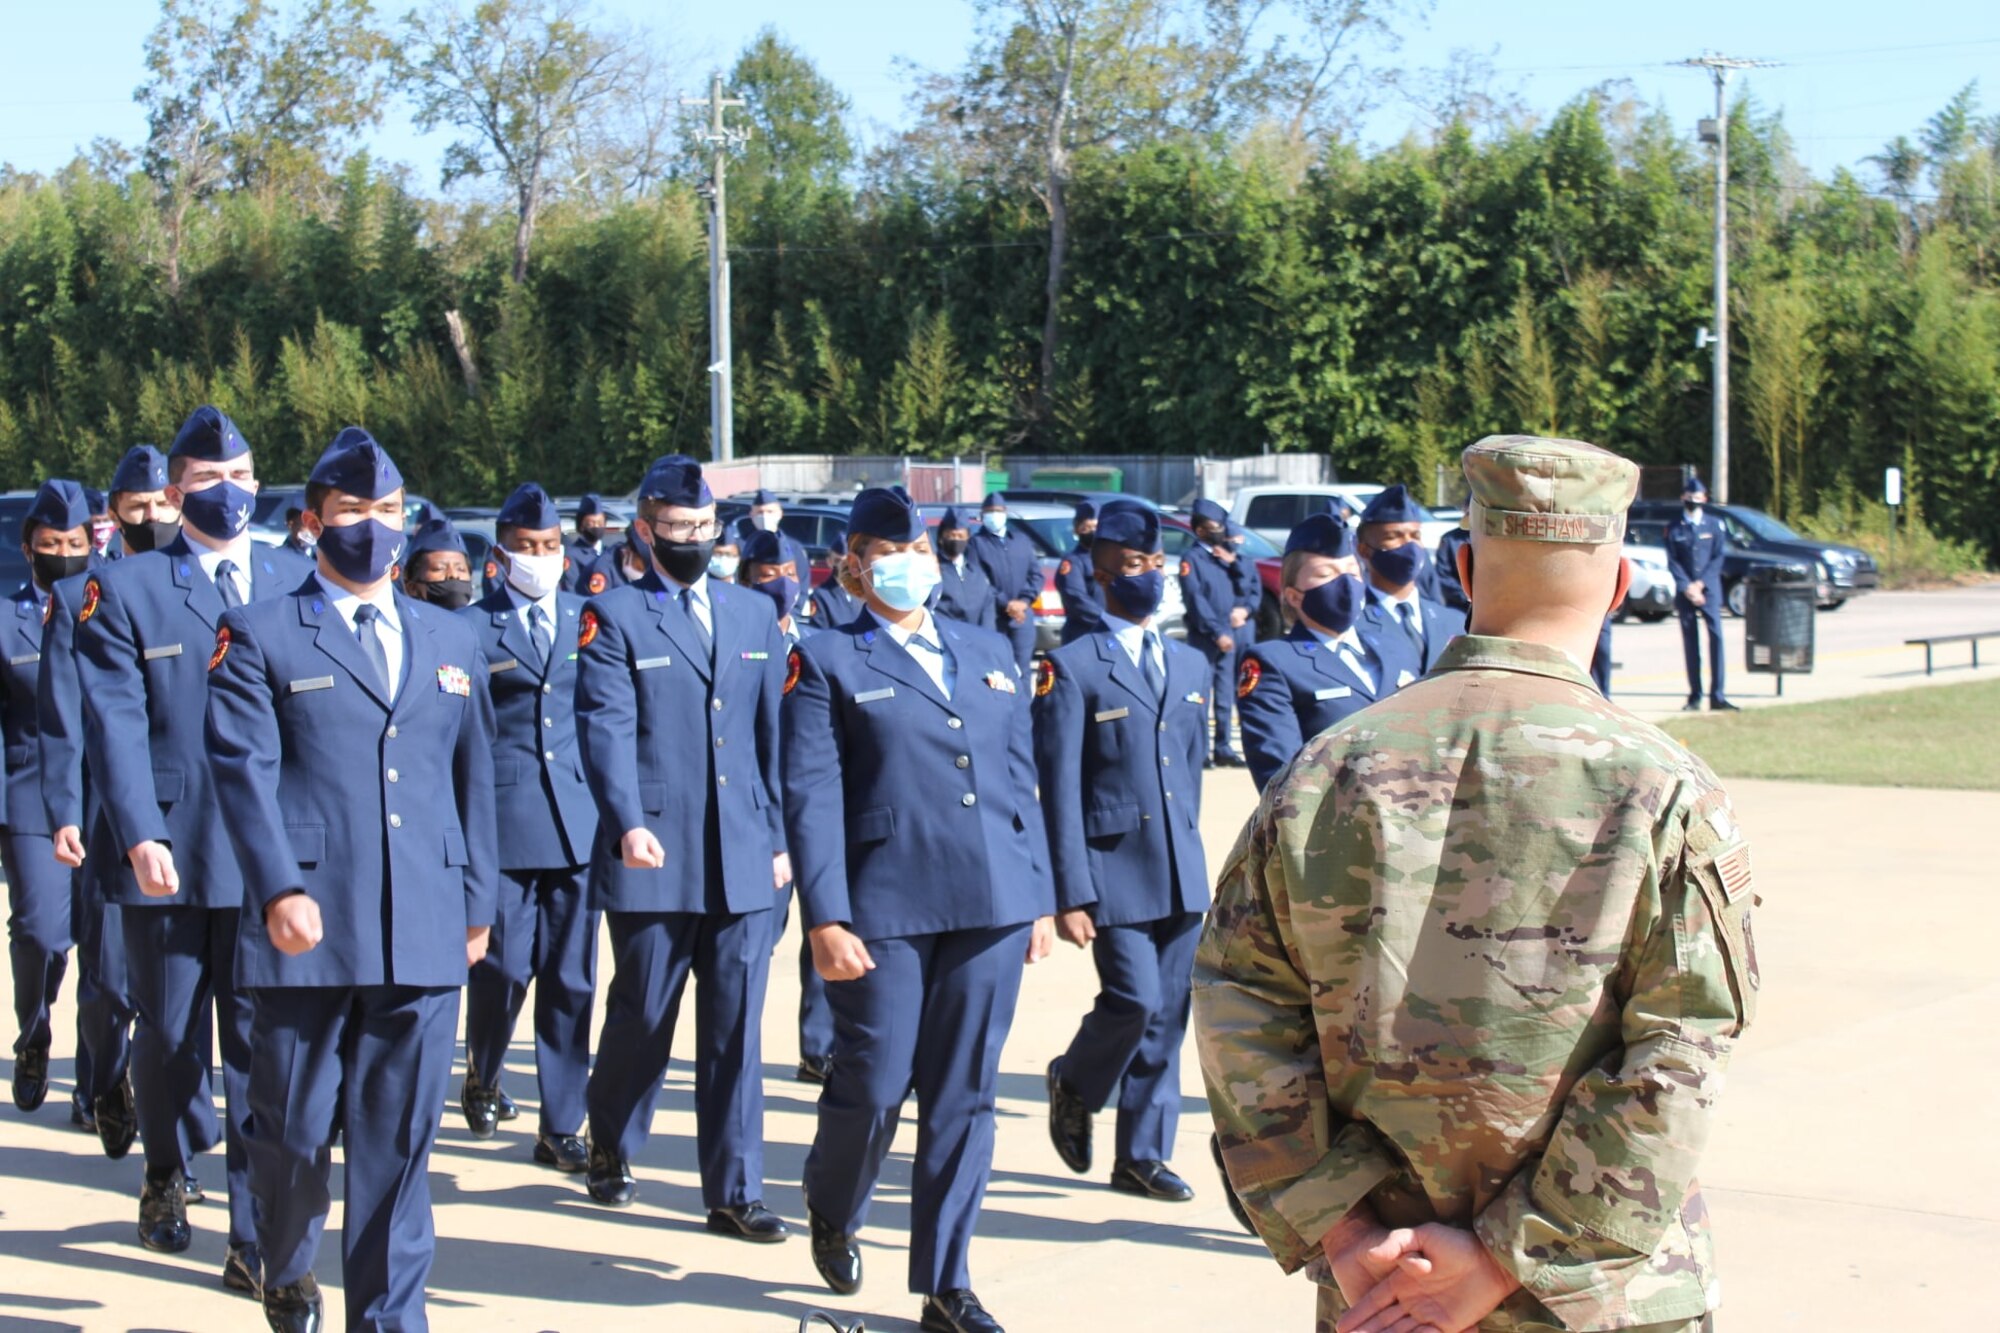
top-left (2, 0), bottom-right (1995, 186)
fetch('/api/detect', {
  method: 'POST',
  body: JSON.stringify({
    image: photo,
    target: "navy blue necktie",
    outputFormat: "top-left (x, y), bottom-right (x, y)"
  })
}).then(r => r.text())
top-left (215, 559), bottom-right (244, 610)
top-left (354, 604), bottom-right (390, 696)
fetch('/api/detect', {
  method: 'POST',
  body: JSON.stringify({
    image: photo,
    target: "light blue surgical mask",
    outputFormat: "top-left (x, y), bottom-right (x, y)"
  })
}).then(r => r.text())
top-left (981, 512), bottom-right (1006, 537)
top-left (866, 550), bottom-right (942, 611)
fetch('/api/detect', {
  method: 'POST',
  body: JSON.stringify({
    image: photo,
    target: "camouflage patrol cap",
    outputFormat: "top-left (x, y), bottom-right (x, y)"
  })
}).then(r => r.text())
top-left (1462, 434), bottom-right (1638, 545)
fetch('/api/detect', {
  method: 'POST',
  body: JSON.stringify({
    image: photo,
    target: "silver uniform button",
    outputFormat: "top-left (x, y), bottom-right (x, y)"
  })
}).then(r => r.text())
top-left (955, 755), bottom-right (969, 769)
top-left (960, 792), bottom-right (976, 807)
top-left (542, 683), bottom-right (553, 695)
top-left (389, 814), bottom-right (402, 828)
top-left (386, 725), bottom-right (398, 739)
top-left (718, 775), bottom-right (729, 787)
top-left (712, 699), bottom-right (723, 711)
top-left (947, 717), bottom-right (962, 729)
top-left (543, 717), bottom-right (553, 728)
top-left (386, 769), bottom-right (399, 783)
top-left (544, 750), bottom-right (555, 761)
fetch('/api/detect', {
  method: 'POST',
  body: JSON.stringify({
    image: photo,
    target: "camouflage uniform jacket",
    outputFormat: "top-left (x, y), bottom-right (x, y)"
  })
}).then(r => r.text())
top-left (1194, 635), bottom-right (1759, 1331)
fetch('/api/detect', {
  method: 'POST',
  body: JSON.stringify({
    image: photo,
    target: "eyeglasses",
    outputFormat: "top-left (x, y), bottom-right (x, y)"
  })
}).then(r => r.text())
top-left (654, 519), bottom-right (722, 541)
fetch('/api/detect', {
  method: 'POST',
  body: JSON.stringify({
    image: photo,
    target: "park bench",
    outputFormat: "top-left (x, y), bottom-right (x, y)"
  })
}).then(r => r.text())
top-left (1905, 629), bottom-right (2000, 676)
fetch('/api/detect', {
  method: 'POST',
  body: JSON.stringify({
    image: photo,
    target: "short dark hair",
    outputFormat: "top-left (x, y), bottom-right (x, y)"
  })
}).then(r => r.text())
top-left (305, 482), bottom-right (333, 514)
top-left (494, 522), bottom-right (519, 550)
top-left (167, 456), bottom-right (192, 485)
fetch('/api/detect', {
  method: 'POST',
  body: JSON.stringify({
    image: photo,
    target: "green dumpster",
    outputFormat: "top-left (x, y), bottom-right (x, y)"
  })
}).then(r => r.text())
top-left (1029, 466), bottom-right (1124, 492)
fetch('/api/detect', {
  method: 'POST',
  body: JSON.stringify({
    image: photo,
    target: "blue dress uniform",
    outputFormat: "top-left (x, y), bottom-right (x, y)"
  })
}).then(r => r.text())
top-left (1355, 485), bottom-right (1466, 686)
top-left (41, 563), bottom-right (139, 1148)
top-left (561, 493), bottom-right (608, 593)
top-left (1054, 502), bottom-right (1103, 645)
top-left (1237, 620), bottom-right (1384, 790)
top-left (76, 406), bottom-right (315, 1266)
top-left (783, 487), bottom-right (1055, 1319)
top-left (968, 495), bottom-right (1041, 671)
top-left (574, 456), bottom-right (788, 1228)
top-left (461, 484), bottom-right (600, 1161)
top-left (1033, 502), bottom-right (1209, 1193)
top-left (3, 481), bottom-right (94, 1113)
top-left (737, 490), bottom-right (815, 620)
top-left (579, 530), bottom-right (650, 598)
top-left (1176, 499), bottom-right (1253, 765)
top-left (809, 574), bottom-right (864, 629)
top-left (932, 507), bottom-right (992, 629)
top-left (1432, 525), bottom-right (1471, 611)
top-left (208, 429), bottom-right (497, 1333)
top-left (1666, 477), bottom-right (1731, 708)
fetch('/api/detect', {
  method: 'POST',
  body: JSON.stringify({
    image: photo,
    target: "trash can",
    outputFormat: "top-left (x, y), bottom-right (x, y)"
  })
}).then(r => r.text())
top-left (1744, 564), bottom-right (1815, 695)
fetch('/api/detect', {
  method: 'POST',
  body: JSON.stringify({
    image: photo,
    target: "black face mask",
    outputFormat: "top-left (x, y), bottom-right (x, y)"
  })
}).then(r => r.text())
top-left (577, 524), bottom-right (605, 545)
top-left (120, 519), bottom-right (181, 554)
top-left (937, 536), bottom-right (968, 559)
top-left (414, 578), bottom-right (474, 610)
top-left (653, 537), bottom-right (716, 586)
top-left (32, 551), bottom-right (90, 588)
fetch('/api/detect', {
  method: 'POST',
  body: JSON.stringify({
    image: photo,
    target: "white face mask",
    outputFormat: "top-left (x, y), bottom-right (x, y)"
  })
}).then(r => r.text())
top-left (503, 549), bottom-right (564, 601)
top-left (752, 511), bottom-right (781, 533)
top-left (981, 512), bottom-right (1006, 537)
top-left (709, 553), bottom-right (741, 581)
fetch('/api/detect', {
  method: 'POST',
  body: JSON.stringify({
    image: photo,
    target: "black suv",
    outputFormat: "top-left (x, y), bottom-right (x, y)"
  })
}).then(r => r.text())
top-left (1624, 517), bottom-right (1815, 619)
top-left (1629, 501), bottom-right (1878, 612)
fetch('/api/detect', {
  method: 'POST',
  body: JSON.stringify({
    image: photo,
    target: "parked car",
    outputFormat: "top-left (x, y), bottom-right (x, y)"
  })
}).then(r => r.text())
top-left (1625, 517), bottom-right (1815, 617)
top-left (250, 487), bottom-right (438, 549)
top-left (1619, 539), bottom-right (1675, 623)
top-left (1230, 484), bottom-right (1456, 549)
top-left (1629, 501), bottom-right (1877, 611)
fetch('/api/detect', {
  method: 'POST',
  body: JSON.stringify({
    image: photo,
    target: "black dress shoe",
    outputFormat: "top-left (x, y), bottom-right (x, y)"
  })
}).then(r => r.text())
top-left (921, 1288), bottom-right (1003, 1333)
top-left (1710, 697), bottom-right (1740, 712)
top-left (263, 1272), bottom-right (323, 1333)
top-left (796, 1053), bottom-right (833, 1084)
top-left (95, 1075), bottom-right (137, 1159)
top-left (12, 1045), bottom-right (49, 1111)
top-left (706, 1200), bottom-right (790, 1243)
top-left (1045, 1058), bottom-right (1091, 1174)
top-left (1683, 697), bottom-right (1703, 711)
top-left (184, 1170), bottom-right (205, 1205)
top-left (533, 1132), bottom-right (589, 1173)
top-left (806, 1205), bottom-right (862, 1295)
top-left (1212, 751), bottom-right (1245, 769)
top-left (138, 1171), bottom-right (191, 1253)
top-left (1110, 1158), bottom-right (1194, 1202)
top-left (71, 1090), bottom-right (96, 1131)
top-left (461, 1073), bottom-right (499, 1139)
top-left (585, 1143), bottom-right (636, 1206)
top-left (1211, 1133), bottom-right (1254, 1235)
top-left (496, 1089), bottom-right (520, 1121)
top-left (223, 1242), bottom-right (264, 1298)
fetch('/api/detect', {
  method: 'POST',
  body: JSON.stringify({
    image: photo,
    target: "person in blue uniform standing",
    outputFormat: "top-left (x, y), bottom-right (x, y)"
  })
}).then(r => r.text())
top-left (400, 520), bottom-right (477, 610)
top-left (932, 507), bottom-right (993, 629)
top-left (1176, 499), bottom-right (1252, 768)
top-left (782, 485), bottom-right (1055, 1333)
top-left (206, 427), bottom-right (497, 1333)
top-left (104, 443), bottom-right (184, 558)
top-left (1432, 512), bottom-right (1471, 613)
top-left (1353, 484), bottom-right (1466, 687)
top-left (562, 493), bottom-right (608, 593)
top-left (458, 483), bottom-right (599, 1171)
top-left (738, 528), bottom-right (835, 1084)
top-left (1235, 515), bottom-right (1387, 793)
top-left (88, 489), bottom-right (117, 562)
top-left (4, 481), bottom-right (94, 1113)
top-left (808, 522), bottom-right (864, 629)
top-left (1666, 475), bottom-right (1736, 711)
top-left (967, 493), bottom-right (1040, 672)
top-left (737, 488), bottom-right (814, 620)
top-left (573, 455), bottom-right (790, 1243)
top-left (1033, 500), bottom-right (1208, 1206)
top-left (1053, 501), bottom-right (1103, 645)
top-left (581, 519), bottom-right (652, 598)
top-left (75, 406), bottom-right (314, 1289)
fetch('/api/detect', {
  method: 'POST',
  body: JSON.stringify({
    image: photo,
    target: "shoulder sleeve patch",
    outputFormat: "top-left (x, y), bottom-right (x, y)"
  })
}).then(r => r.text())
top-left (208, 626), bottom-right (230, 671)
top-left (1179, 559), bottom-right (1193, 579)
top-left (1034, 657), bottom-right (1057, 698)
top-left (1236, 656), bottom-right (1262, 698)
top-left (578, 608), bottom-right (599, 650)
top-left (78, 579), bottom-right (101, 623)
top-left (784, 648), bottom-right (803, 696)
top-left (587, 570), bottom-right (607, 594)
top-left (1058, 559), bottom-right (1071, 576)
top-left (484, 560), bottom-right (498, 582)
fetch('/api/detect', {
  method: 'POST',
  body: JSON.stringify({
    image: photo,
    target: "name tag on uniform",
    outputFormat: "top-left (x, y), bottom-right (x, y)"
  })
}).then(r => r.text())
top-left (489, 658), bottom-right (520, 674)
top-left (634, 655), bottom-right (672, 671)
top-left (143, 644), bottom-right (183, 660)
top-left (8, 652), bottom-right (38, 666)
top-left (1094, 707), bottom-right (1130, 723)
top-left (1313, 686), bottom-right (1352, 701)
top-left (854, 687), bottom-right (895, 704)
top-left (288, 676), bottom-right (335, 694)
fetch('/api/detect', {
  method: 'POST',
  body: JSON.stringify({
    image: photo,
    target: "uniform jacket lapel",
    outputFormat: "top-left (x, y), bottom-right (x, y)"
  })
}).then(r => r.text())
top-left (300, 581), bottom-right (393, 711)
top-left (391, 597), bottom-right (442, 725)
top-left (854, 620), bottom-right (950, 709)
top-left (1094, 630), bottom-right (1160, 714)
top-left (491, 599), bottom-right (540, 678)
top-left (166, 537), bottom-right (223, 631)
top-left (642, 575), bottom-right (712, 684)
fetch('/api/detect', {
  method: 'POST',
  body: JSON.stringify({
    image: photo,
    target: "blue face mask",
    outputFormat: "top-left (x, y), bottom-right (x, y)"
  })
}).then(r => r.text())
top-left (750, 574), bottom-right (798, 619)
top-left (1368, 541), bottom-right (1424, 588)
top-left (1299, 573), bottom-right (1363, 634)
top-left (1107, 568), bottom-right (1164, 620)
top-left (981, 512), bottom-right (1006, 537)
top-left (179, 479), bottom-right (256, 542)
top-left (316, 518), bottom-right (406, 585)
top-left (867, 550), bottom-right (942, 612)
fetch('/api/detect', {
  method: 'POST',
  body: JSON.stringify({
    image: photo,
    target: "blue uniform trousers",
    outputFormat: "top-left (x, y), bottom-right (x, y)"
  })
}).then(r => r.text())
top-left (1677, 594), bottom-right (1726, 701)
top-left (585, 909), bottom-right (770, 1208)
top-left (123, 902), bottom-right (254, 1245)
top-left (1197, 641), bottom-right (1241, 758)
top-left (71, 863), bottom-right (135, 1104)
top-left (464, 865), bottom-right (598, 1136)
top-left (1059, 913), bottom-right (1202, 1164)
top-left (247, 983), bottom-right (459, 1331)
top-left (1592, 616), bottom-right (1614, 697)
top-left (772, 882), bottom-right (834, 1064)
top-left (804, 923), bottom-right (1030, 1294)
top-left (4, 832), bottom-right (70, 1056)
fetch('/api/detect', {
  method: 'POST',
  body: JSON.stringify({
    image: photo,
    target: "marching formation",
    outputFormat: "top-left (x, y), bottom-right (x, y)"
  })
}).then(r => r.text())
top-left (2, 409), bottom-right (1752, 1333)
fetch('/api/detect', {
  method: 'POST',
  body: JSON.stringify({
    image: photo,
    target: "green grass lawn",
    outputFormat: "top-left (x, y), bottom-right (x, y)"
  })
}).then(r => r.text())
top-left (1662, 677), bottom-right (2000, 790)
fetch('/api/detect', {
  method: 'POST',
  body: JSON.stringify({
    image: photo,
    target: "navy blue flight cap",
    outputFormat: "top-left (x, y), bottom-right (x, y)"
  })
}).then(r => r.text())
top-left (405, 518), bottom-right (465, 559)
top-left (309, 426), bottom-right (404, 499)
top-left (639, 455), bottom-right (712, 507)
top-left (1683, 474), bottom-right (1708, 497)
top-left (938, 506), bottom-right (970, 533)
top-left (169, 405), bottom-right (250, 463)
top-left (1074, 500), bottom-right (1097, 522)
top-left (109, 444), bottom-right (169, 496)
top-left (576, 493), bottom-right (605, 519)
top-left (1284, 513), bottom-right (1355, 559)
top-left (849, 486), bottom-right (925, 543)
top-left (84, 487), bottom-right (108, 516)
top-left (740, 529), bottom-right (789, 566)
top-left (22, 479), bottom-right (94, 541)
top-left (1189, 498), bottom-right (1228, 526)
top-left (981, 492), bottom-right (1006, 512)
top-left (1359, 484), bottom-right (1424, 527)
top-left (498, 482), bottom-right (562, 531)
top-left (750, 488), bottom-right (779, 507)
top-left (1093, 499), bottom-right (1159, 554)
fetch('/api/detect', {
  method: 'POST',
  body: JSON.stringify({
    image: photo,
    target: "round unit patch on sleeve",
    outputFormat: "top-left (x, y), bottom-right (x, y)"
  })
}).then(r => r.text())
top-left (1236, 657), bottom-right (1262, 698)
top-left (78, 579), bottom-right (101, 623)
top-left (783, 648), bottom-right (802, 697)
top-left (1179, 559), bottom-right (1193, 579)
top-left (1058, 559), bottom-right (1071, 576)
top-left (484, 560), bottom-right (498, 582)
top-left (587, 570), bottom-right (607, 594)
top-left (577, 608), bottom-right (599, 649)
top-left (208, 626), bottom-right (231, 671)
top-left (1034, 658), bottom-right (1057, 698)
